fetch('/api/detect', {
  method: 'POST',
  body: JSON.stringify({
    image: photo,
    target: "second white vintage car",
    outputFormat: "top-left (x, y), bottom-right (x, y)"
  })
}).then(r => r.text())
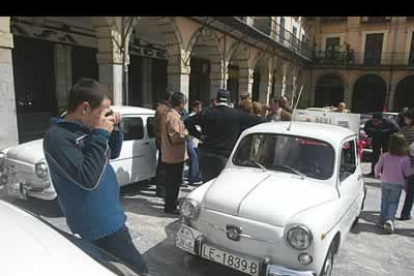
top-left (0, 106), bottom-right (157, 201)
top-left (176, 121), bottom-right (366, 276)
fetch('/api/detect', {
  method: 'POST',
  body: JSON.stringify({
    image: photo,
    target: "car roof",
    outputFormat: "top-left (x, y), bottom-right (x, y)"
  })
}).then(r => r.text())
top-left (243, 121), bottom-right (356, 148)
top-left (111, 105), bottom-right (155, 116)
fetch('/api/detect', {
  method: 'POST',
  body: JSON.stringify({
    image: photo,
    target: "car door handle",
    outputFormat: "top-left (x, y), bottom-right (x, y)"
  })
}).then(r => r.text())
top-left (144, 142), bottom-right (150, 145)
top-left (357, 175), bottom-right (363, 181)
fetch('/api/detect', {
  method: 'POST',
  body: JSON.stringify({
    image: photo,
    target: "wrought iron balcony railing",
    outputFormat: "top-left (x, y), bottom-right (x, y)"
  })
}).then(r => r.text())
top-left (313, 51), bottom-right (414, 67)
top-left (246, 17), bottom-right (313, 60)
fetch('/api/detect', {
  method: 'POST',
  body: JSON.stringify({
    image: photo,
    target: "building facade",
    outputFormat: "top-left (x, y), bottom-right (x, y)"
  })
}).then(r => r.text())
top-left (310, 16), bottom-right (414, 113)
top-left (0, 16), bottom-right (313, 149)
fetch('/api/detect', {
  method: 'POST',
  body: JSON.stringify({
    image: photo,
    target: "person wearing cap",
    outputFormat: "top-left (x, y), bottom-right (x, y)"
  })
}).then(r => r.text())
top-left (185, 89), bottom-right (265, 183)
top-left (364, 112), bottom-right (399, 177)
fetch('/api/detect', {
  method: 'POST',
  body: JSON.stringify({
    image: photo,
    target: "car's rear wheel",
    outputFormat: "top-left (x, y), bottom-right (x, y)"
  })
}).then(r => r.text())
top-left (320, 244), bottom-right (335, 276)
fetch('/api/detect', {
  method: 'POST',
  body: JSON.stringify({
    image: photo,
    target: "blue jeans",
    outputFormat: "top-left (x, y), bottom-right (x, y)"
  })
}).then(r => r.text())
top-left (187, 139), bottom-right (201, 184)
top-left (380, 183), bottom-right (403, 223)
top-left (92, 224), bottom-right (148, 274)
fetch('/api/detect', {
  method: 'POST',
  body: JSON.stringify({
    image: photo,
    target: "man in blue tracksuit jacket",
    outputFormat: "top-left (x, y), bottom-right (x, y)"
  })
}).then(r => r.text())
top-left (43, 78), bottom-right (148, 274)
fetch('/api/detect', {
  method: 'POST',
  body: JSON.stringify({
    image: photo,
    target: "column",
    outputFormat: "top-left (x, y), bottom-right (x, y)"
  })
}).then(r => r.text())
top-left (210, 59), bottom-right (227, 99)
top-left (167, 51), bottom-right (190, 108)
top-left (55, 44), bottom-right (72, 114)
top-left (94, 23), bottom-right (127, 106)
top-left (238, 66), bottom-right (254, 97)
top-left (0, 17), bottom-right (19, 148)
top-left (259, 61), bottom-right (273, 104)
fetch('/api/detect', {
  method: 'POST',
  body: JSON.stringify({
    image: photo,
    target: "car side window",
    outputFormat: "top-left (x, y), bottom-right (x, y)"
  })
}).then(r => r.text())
top-left (121, 117), bottom-right (144, 141)
top-left (340, 140), bottom-right (357, 182)
top-left (147, 117), bottom-right (155, 138)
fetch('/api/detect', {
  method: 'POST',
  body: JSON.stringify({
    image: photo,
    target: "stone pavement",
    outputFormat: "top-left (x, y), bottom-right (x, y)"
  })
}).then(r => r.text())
top-left (3, 166), bottom-right (414, 276)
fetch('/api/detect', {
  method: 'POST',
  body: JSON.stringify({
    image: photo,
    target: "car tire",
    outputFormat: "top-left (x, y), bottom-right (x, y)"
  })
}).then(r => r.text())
top-left (320, 244), bottom-right (335, 276)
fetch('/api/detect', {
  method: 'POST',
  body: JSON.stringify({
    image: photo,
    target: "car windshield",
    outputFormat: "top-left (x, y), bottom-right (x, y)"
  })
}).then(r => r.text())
top-left (233, 133), bottom-right (335, 180)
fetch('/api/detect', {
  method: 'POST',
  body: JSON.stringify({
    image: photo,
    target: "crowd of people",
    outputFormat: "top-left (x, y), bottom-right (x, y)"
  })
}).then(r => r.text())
top-left (41, 77), bottom-right (414, 275)
top-left (153, 90), bottom-right (298, 215)
top-left (363, 108), bottom-right (414, 234)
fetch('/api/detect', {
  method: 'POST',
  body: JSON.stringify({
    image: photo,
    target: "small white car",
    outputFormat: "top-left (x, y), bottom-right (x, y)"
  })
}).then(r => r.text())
top-left (0, 106), bottom-right (157, 201)
top-left (176, 121), bottom-right (366, 276)
top-left (0, 199), bottom-right (140, 276)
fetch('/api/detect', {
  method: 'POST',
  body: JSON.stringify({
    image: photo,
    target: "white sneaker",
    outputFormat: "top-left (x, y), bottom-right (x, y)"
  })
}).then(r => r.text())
top-left (384, 220), bottom-right (395, 234)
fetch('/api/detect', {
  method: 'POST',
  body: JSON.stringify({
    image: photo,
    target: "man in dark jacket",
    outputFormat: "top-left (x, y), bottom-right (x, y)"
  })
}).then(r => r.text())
top-left (185, 89), bottom-right (265, 183)
top-left (364, 112), bottom-right (399, 176)
top-left (43, 78), bottom-right (148, 274)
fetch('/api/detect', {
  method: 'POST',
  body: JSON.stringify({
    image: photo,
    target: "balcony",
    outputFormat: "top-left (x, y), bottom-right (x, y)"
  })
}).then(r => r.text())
top-left (320, 17), bottom-right (348, 24)
top-left (313, 51), bottom-right (414, 67)
top-left (246, 17), bottom-right (313, 60)
top-left (361, 17), bottom-right (392, 24)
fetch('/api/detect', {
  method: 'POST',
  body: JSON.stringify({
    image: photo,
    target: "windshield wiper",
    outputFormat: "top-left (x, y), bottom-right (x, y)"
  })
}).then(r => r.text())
top-left (275, 165), bottom-right (306, 179)
top-left (241, 158), bottom-right (267, 172)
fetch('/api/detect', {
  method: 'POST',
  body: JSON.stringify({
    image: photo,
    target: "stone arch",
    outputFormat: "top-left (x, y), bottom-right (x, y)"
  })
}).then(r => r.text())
top-left (352, 74), bottom-right (387, 113)
top-left (251, 52), bottom-right (273, 103)
top-left (185, 27), bottom-right (223, 103)
top-left (314, 74), bottom-right (345, 107)
top-left (394, 75), bottom-right (414, 110)
top-left (129, 17), bottom-right (188, 106)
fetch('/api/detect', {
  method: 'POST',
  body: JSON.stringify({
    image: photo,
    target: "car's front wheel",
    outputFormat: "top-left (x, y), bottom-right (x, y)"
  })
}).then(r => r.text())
top-left (320, 244), bottom-right (335, 276)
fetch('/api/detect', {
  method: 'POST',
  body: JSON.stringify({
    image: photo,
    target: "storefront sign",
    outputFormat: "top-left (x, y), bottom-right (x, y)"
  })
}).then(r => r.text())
top-left (130, 46), bottom-right (167, 60)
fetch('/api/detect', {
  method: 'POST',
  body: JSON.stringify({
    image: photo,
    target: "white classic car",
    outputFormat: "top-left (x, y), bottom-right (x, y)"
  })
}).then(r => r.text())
top-left (176, 121), bottom-right (366, 276)
top-left (0, 199), bottom-right (140, 276)
top-left (0, 106), bottom-right (157, 201)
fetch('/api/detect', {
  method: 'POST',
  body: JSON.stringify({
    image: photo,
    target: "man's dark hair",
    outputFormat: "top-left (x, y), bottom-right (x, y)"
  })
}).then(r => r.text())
top-left (372, 112), bottom-right (383, 120)
top-left (170, 92), bottom-right (186, 107)
top-left (404, 108), bottom-right (414, 122)
top-left (271, 97), bottom-right (282, 105)
top-left (67, 78), bottom-right (108, 112)
top-left (240, 93), bottom-right (250, 101)
top-left (191, 100), bottom-right (202, 110)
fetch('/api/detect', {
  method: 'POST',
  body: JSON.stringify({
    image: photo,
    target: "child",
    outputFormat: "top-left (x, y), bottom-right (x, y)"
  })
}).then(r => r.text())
top-left (375, 133), bottom-right (414, 234)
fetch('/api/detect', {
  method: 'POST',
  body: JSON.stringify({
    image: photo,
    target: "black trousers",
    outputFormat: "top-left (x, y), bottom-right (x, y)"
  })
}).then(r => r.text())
top-left (92, 224), bottom-right (148, 274)
top-left (199, 150), bottom-right (228, 183)
top-left (371, 146), bottom-right (381, 175)
top-left (156, 146), bottom-right (166, 195)
top-left (164, 162), bottom-right (184, 212)
top-left (401, 177), bottom-right (414, 218)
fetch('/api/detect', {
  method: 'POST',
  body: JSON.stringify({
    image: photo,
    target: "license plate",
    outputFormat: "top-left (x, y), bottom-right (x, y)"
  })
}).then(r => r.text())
top-left (175, 225), bottom-right (202, 254)
top-left (5, 183), bottom-right (27, 200)
top-left (201, 244), bottom-right (260, 276)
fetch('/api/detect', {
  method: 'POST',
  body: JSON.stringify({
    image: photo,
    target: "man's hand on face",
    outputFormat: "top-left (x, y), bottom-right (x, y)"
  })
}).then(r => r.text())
top-left (93, 108), bottom-right (115, 133)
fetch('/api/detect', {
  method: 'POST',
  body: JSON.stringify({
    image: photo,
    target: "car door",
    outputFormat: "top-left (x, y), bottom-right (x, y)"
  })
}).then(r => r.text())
top-left (337, 138), bottom-right (363, 231)
top-left (110, 115), bottom-right (149, 186)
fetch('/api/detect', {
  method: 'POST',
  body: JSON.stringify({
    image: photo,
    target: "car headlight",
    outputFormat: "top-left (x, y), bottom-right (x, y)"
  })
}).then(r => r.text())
top-left (287, 225), bottom-right (313, 250)
top-left (35, 161), bottom-right (49, 179)
top-left (179, 199), bottom-right (200, 219)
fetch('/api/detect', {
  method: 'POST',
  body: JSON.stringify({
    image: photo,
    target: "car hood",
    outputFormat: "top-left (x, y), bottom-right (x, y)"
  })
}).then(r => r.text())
top-left (202, 169), bottom-right (337, 227)
top-left (5, 139), bottom-right (45, 164)
top-left (0, 200), bottom-right (116, 276)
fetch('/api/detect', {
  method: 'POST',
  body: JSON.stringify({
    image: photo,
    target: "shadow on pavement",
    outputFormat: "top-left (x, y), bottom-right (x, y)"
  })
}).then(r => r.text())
top-left (351, 211), bottom-right (387, 235)
top-left (142, 220), bottom-right (244, 276)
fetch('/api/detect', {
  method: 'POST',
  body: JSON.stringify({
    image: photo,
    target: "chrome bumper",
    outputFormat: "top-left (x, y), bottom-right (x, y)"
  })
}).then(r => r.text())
top-left (189, 231), bottom-right (316, 276)
top-left (267, 265), bottom-right (316, 276)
